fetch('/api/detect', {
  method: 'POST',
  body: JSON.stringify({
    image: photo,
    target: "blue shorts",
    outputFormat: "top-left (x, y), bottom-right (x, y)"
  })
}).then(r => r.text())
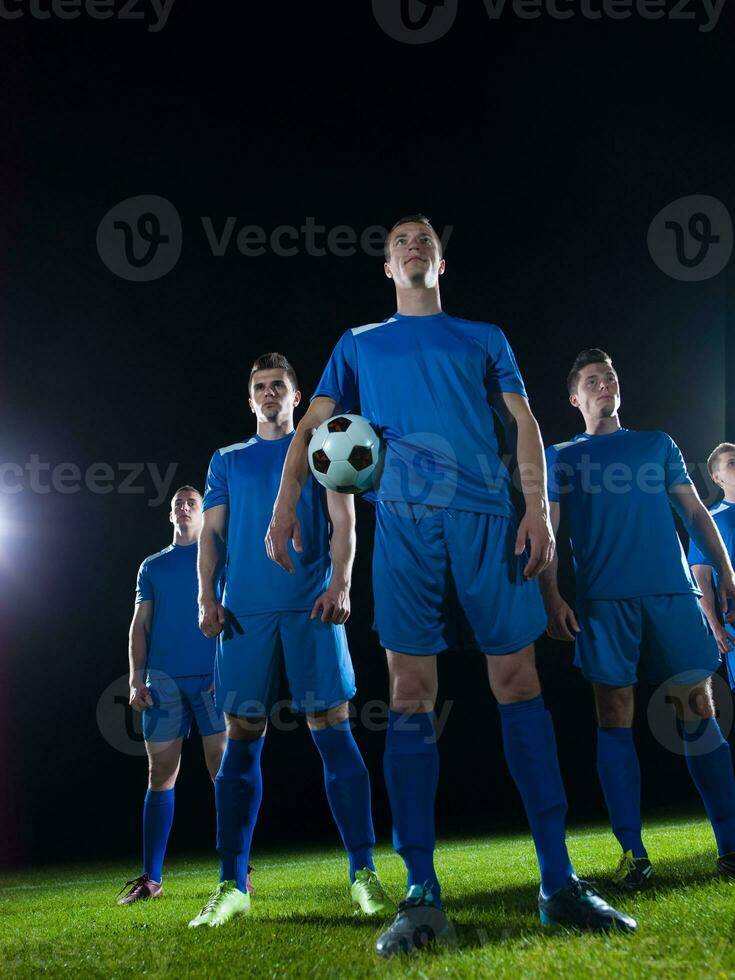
top-left (373, 502), bottom-right (547, 656)
top-left (575, 593), bottom-right (721, 687)
top-left (215, 610), bottom-right (356, 717)
top-left (143, 672), bottom-right (225, 742)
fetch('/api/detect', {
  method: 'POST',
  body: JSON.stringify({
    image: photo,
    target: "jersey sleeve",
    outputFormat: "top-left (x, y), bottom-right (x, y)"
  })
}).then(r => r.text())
top-left (545, 444), bottom-right (565, 503)
top-left (663, 434), bottom-right (693, 490)
top-left (202, 450), bottom-right (229, 512)
top-left (135, 560), bottom-right (153, 603)
top-left (484, 326), bottom-right (527, 397)
top-left (311, 331), bottom-right (359, 412)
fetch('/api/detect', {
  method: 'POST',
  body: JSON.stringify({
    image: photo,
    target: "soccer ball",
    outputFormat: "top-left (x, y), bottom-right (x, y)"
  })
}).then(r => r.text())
top-left (308, 414), bottom-right (384, 494)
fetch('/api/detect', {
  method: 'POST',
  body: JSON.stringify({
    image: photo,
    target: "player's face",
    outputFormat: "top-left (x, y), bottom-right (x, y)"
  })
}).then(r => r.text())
top-left (570, 362), bottom-right (621, 419)
top-left (169, 492), bottom-right (203, 533)
top-left (713, 452), bottom-right (735, 495)
top-left (249, 369), bottom-right (301, 424)
top-left (384, 223), bottom-right (445, 290)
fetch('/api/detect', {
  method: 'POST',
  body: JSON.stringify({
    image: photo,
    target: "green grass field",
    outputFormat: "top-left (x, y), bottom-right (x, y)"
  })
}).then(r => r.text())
top-left (3, 816), bottom-right (735, 979)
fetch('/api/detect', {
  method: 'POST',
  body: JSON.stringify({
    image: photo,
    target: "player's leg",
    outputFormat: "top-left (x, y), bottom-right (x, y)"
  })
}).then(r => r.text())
top-left (190, 614), bottom-right (278, 927)
top-left (642, 594), bottom-right (732, 872)
top-left (486, 645), bottom-right (575, 897)
top-left (118, 674), bottom-right (189, 906)
top-left (281, 610), bottom-right (391, 913)
top-left (202, 731), bottom-right (227, 780)
top-left (669, 677), bottom-right (735, 871)
top-left (592, 683), bottom-right (650, 886)
top-left (451, 511), bottom-right (635, 932)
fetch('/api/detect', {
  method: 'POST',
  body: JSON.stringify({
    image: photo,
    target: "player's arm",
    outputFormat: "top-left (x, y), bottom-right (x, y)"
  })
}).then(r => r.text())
top-left (669, 482), bottom-right (735, 624)
top-left (691, 563), bottom-right (735, 654)
top-left (128, 600), bottom-right (154, 711)
top-left (490, 391), bottom-right (555, 578)
top-left (198, 503), bottom-right (228, 638)
top-left (266, 395), bottom-right (336, 573)
top-left (311, 491), bottom-right (356, 625)
top-left (538, 502), bottom-right (580, 642)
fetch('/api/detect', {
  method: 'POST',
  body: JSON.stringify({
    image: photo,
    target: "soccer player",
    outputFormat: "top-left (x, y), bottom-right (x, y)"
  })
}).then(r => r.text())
top-left (189, 353), bottom-right (392, 928)
top-left (689, 443), bottom-right (735, 671)
top-left (118, 487), bottom-right (227, 906)
top-left (540, 349), bottom-right (735, 889)
top-left (265, 217), bottom-right (635, 955)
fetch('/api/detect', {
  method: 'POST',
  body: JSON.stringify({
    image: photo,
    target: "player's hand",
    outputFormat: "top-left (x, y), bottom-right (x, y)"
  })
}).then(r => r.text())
top-left (545, 599), bottom-right (580, 642)
top-left (265, 505), bottom-right (302, 574)
top-left (718, 569), bottom-right (735, 625)
top-left (713, 623), bottom-right (735, 656)
top-left (199, 596), bottom-right (226, 638)
top-left (129, 685), bottom-right (153, 712)
top-left (516, 507), bottom-right (555, 578)
top-left (310, 585), bottom-right (351, 625)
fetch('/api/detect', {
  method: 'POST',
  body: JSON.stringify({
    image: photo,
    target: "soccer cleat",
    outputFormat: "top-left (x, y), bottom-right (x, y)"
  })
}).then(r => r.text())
top-left (539, 876), bottom-right (637, 932)
top-left (117, 873), bottom-right (162, 906)
top-left (351, 868), bottom-right (395, 915)
top-left (717, 852), bottom-right (735, 879)
top-left (375, 884), bottom-right (455, 957)
top-left (612, 850), bottom-right (654, 891)
top-left (188, 880), bottom-right (250, 928)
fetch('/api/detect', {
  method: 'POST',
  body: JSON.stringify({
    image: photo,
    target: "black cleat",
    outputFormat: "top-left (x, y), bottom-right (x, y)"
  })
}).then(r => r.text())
top-left (612, 850), bottom-right (654, 891)
top-left (717, 852), bottom-right (735, 879)
top-left (375, 885), bottom-right (455, 957)
top-left (539, 876), bottom-right (637, 933)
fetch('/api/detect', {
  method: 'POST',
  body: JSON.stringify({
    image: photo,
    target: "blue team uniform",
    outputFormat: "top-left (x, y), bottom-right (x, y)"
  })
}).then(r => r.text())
top-left (135, 542), bottom-right (224, 741)
top-left (202, 432), bottom-right (355, 716)
top-left (688, 500), bottom-right (735, 685)
top-left (546, 428), bottom-right (719, 686)
top-left (313, 312), bottom-right (546, 655)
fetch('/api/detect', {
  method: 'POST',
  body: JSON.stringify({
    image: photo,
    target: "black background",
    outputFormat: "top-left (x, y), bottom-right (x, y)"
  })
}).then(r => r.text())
top-left (1, 1), bottom-right (733, 868)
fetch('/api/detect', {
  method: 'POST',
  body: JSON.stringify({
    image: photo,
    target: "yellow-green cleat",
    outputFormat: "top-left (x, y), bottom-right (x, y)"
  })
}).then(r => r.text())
top-left (351, 868), bottom-right (395, 916)
top-left (188, 880), bottom-right (250, 928)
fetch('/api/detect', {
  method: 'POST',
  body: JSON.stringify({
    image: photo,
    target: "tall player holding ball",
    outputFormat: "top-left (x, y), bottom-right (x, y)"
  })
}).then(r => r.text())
top-left (266, 215), bottom-right (635, 955)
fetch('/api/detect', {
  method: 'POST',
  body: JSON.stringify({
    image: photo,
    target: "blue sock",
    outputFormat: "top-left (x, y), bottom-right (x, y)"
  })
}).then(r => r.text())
top-left (215, 736), bottom-right (264, 893)
top-left (310, 721), bottom-right (376, 882)
top-left (596, 727), bottom-right (647, 858)
top-left (384, 710), bottom-right (441, 904)
top-left (142, 787), bottom-right (174, 883)
top-left (682, 718), bottom-right (735, 855)
top-left (498, 695), bottom-right (574, 897)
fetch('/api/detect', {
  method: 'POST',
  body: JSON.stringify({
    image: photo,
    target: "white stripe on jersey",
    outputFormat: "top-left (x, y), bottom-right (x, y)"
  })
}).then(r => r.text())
top-left (219, 437), bottom-right (258, 456)
top-left (351, 317), bottom-right (397, 337)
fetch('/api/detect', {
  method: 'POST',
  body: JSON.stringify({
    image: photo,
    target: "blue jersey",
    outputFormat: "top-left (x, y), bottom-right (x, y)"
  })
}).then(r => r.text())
top-left (135, 542), bottom-right (216, 678)
top-left (546, 428), bottom-right (698, 600)
top-left (688, 500), bottom-right (735, 628)
top-left (313, 313), bottom-right (527, 517)
top-left (202, 432), bottom-right (332, 616)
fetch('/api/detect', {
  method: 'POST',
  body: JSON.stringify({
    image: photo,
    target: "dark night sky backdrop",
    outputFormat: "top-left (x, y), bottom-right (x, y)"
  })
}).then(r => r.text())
top-left (1, 4), bottom-right (733, 867)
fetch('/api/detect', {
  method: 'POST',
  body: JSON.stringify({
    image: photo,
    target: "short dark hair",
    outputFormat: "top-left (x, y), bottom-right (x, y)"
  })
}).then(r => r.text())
top-left (707, 442), bottom-right (735, 478)
top-left (171, 485), bottom-right (202, 503)
top-left (248, 352), bottom-right (298, 392)
top-left (384, 213), bottom-right (442, 261)
top-left (567, 348), bottom-right (614, 394)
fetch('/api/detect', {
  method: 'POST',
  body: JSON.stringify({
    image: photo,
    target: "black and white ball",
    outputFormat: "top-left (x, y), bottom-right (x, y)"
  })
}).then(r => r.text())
top-left (308, 414), bottom-right (384, 494)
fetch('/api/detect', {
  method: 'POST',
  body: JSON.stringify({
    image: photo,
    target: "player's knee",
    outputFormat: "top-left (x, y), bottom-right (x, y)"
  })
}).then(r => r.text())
top-left (148, 758), bottom-right (179, 791)
top-left (306, 701), bottom-right (350, 730)
top-left (593, 685), bottom-right (634, 727)
top-left (225, 713), bottom-right (267, 740)
top-left (390, 681), bottom-right (436, 713)
top-left (490, 665), bottom-right (541, 705)
top-left (688, 683), bottom-right (715, 720)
